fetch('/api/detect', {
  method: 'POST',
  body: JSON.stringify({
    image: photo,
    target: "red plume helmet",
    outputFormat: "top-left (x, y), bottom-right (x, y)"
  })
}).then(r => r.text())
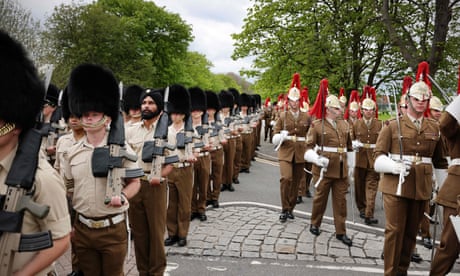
top-left (309, 79), bottom-right (329, 119)
top-left (344, 89), bottom-right (361, 120)
top-left (287, 73), bottom-right (301, 101)
top-left (415, 61), bottom-right (433, 117)
top-left (264, 97), bottom-right (271, 107)
top-left (402, 76), bottom-right (412, 96)
top-left (300, 86), bottom-right (310, 110)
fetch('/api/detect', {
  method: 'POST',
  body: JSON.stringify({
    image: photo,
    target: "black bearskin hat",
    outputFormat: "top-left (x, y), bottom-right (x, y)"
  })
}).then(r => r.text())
top-left (238, 93), bottom-right (251, 107)
top-left (0, 30), bottom-right (44, 131)
top-left (218, 90), bottom-right (234, 109)
top-left (254, 94), bottom-right (261, 108)
top-left (168, 84), bottom-right (191, 116)
top-left (140, 88), bottom-right (164, 112)
top-left (46, 83), bottom-right (60, 106)
top-left (228, 88), bottom-right (240, 105)
top-left (205, 91), bottom-right (220, 111)
top-left (122, 85), bottom-right (144, 113)
top-left (189, 87), bottom-right (207, 112)
top-left (67, 63), bottom-right (119, 121)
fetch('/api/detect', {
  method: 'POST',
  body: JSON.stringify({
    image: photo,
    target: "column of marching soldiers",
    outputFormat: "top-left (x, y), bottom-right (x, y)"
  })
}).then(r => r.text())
top-left (2, 31), bottom-right (460, 276)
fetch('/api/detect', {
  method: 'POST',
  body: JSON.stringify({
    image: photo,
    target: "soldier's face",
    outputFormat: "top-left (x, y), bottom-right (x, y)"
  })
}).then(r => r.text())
top-left (349, 109), bottom-right (358, 118)
top-left (171, 113), bottom-right (185, 124)
top-left (68, 115), bottom-right (82, 130)
top-left (430, 109), bottom-right (442, 121)
top-left (288, 99), bottom-right (299, 111)
top-left (362, 108), bottom-right (374, 120)
top-left (408, 96), bottom-right (429, 115)
top-left (129, 108), bottom-right (141, 118)
top-left (327, 107), bottom-right (341, 120)
top-left (141, 97), bottom-right (157, 113)
top-left (191, 110), bottom-right (203, 119)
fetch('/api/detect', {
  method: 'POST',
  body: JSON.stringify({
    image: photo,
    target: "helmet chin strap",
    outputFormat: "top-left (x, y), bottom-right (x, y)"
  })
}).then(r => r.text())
top-left (80, 115), bottom-right (108, 129)
top-left (0, 122), bottom-right (15, 137)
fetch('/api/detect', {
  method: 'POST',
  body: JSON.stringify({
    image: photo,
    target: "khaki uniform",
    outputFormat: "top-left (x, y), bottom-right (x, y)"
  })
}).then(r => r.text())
top-left (166, 124), bottom-right (193, 239)
top-left (374, 114), bottom-right (447, 276)
top-left (239, 112), bottom-right (253, 171)
top-left (233, 134), bottom-right (243, 182)
top-left (221, 113), bottom-right (237, 187)
top-left (0, 147), bottom-right (71, 276)
top-left (351, 118), bottom-right (382, 218)
top-left (125, 121), bottom-right (168, 275)
top-left (431, 113), bottom-right (460, 275)
top-left (207, 122), bottom-right (225, 201)
top-left (263, 108), bottom-right (273, 142)
top-left (191, 127), bottom-right (210, 216)
top-left (64, 134), bottom-right (138, 276)
top-left (274, 111), bottom-right (310, 213)
top-left (306, 118), bottom-right (352, 235)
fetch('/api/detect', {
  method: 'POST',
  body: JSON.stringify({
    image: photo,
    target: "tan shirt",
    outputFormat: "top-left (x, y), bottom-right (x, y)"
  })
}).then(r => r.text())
top-left (125, 121), bottom-right (157, 173)
top-left (0, 146), bottom-right (71, 275)
top-left (374, 114), bottom-right (448, 200)
top-left (168, 124), bottom-right (188, 162)
top-left (64, 134), bottom-right (137, 217)
top-left (351, 118), bottom-right (383, 169)
top-left (54, 131), bottom-right (84, 179)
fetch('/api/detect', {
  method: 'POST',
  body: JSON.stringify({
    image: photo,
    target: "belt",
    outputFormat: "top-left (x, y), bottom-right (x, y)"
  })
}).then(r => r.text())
top-left (78, 213), bottom-right (125, 229)
top-left (450, 158), bottom-right (460, 167)
top-left (287, 136), bottom-right (306, 142)
top-left (198, 152), bottom-right (210, 157)
top-left (209, 145), bottom-right (222, 151)
top-left (362, 143), bottom-right (376, 149)
top-left (318, 146), bottom-right (347, 153)
top-left (389, 153), bottom-right (432, 164)
top-left (173, 162), bottom-right (191, 168)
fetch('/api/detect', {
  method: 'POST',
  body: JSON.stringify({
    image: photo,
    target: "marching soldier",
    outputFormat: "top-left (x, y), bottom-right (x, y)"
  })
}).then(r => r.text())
top-left (164, 84), bottom-right (195, 247)
top-left (373, 80), bottom-right (447, 276)
top-left (0, 29), bottom-right (71, 276)
top-left (64, 63), bottom-right (141, 275)
top-left (344, 90), bottom-right (361, 126)
top-left (263, 97), bottom-right (273, 142)
top-left (206, 91), bottom-right (226, 208)
top-left (125, 89), bottom-right (173, 275)
top-left (298, 87), bottom-right (313, 202)
top-left (351, 97), bottom-right (382, 224)
top-left (189, 87), bottom-right (211, 222)
top-left (272, 73), bottom-right (311, 222)
top-left (238, 93), bottom-right (254, 174)
top-left (122, 84), bottom-right (144, 128)
top-left (229, 88), bottom-right (242, 185)
top-left (430, 95), bottom-right (460, 275)
top-left (305, 79), bottom-right (353, 247)
top-left (219, 90), bottom-right (237, 192)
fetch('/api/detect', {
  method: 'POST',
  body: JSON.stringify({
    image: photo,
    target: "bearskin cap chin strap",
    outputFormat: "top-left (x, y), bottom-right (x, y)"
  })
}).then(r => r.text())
top-left (0, 122), bottom-right (15, 137)
top-left (80, 115), bottom-right (108, 129)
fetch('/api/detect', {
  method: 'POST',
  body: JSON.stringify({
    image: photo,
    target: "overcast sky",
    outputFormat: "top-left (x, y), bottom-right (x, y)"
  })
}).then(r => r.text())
top-left (20, 0), bottom-right (254, 75)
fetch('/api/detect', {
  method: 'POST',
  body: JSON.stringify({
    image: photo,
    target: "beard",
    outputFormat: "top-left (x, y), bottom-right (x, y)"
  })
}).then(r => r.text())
top-left (141, 109), bottom-right (160, 120)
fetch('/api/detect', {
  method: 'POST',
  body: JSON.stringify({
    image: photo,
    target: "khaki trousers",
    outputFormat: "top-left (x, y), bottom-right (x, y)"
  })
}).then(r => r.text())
top-left (382, 194), bottom-right (425, 276)
top-left (167, 166), bottom-right (193, 238)
top-left (129, 180), bottom-right (167, 276)
top-left (430, 206), bottom-right (460, 275)
top-left (192, 155), bottom-right (210, 214)
top-left (208, 148), bottom-right (224, 201)
top-left (279, 160), bottom-right (303, 212)
top-left (311, 176), bottom-right (348, 235)
top-left (240, 133), bottom-right (252, 170)
top-left (354, 167), bottom-right (379, 217)
top-left (222, 138), bottom-right (236, 185)
top-left (233, 136), bottom-right (242, 180)
top-left (298, 162), bottom-right (312, 196)
top-left (74, 215), bottom-right (128, 276)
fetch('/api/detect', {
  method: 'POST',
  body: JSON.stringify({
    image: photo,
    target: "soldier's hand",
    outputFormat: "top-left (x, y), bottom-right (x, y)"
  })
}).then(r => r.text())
top-left (352, 140), bottom-right (363, 151)
top-left (392, 160), bottom-right (410, 176)
top-left (317, 156), bottom-right (329, 169)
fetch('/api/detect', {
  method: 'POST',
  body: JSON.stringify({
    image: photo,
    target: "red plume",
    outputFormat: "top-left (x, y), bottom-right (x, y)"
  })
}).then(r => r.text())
top-left (289, 73), bottom-right (301, 91)
top-left (309, 79), bottom-right (329, 119)
top-left (300, 86), bottom-right (310, 110)
top-left (264, 97), bottom-right (271, 107)
top-left (339, 87), bottom-right (345, 98)
top-left (416, 61), bottom-right (432, 89)
top-left (344, 90), bottom-right (361, 120)
top-left (402, 76), bottom-right (412, 96)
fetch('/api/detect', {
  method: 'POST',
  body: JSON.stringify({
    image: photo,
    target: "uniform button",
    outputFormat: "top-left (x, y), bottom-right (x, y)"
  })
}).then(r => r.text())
top-left (417, 142), bottom-right (420, 145)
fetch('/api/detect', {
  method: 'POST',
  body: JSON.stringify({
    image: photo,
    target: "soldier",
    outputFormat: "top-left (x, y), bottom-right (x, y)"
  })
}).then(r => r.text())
top-left (430, 95), bottom-right (460, 275)
top-left (272, 73), bottom-right (311, 222)
top-left (229, 88), bottom-right (242, 185)
top-left (351, 97), bottom-right (382, 224)
top-left (263, 97), bottom-right (273, 142)
top-left (339, 87), bottom-right (347, 118)
top-left (238, 93), bottom-right (254, 174)
top-left (373, 80), bottom-right (447, 276)
top-left (64, 63), bottom-right (141, 275)
top-left (219, 90), bottom-right (237, 192)
top-left (53, 88), bottom-right (85, 276)
top-left (164, 84), bottom-right (195, 247)
top-left (125, 89), bottom-right (173, 275)
top-left (298, 86), bottom-right (313, 202)
top-left (0, 30), bottom-right (71, 276)
top-left (305, 80), bottom-right (353, 247)
top-left (122, 84), bottom-right (144, 128)
top-left (344, 89), bottom-right (361, 126)
top-left (206, 91), bottom-right (226, 207)
top-left (40, 83), bottom-right (61, 165)
top-left (189, 87), bottom-right (211, 222)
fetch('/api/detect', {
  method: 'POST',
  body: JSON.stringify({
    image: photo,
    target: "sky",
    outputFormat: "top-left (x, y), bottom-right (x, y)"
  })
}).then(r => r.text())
top-left (20, 0), bottom-right (254, 76)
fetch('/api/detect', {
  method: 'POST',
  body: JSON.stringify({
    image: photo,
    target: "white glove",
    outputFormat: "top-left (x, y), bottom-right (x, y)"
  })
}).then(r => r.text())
top-left (352, 140), bottom-right (363, 151)
top-left (374, 155), bottom-right (410, 176)
top-left (270, 120), bottom-right (276, 126)
top-left (273, 130), bottom-right (289, 145)
top-left (446, 95), bottom-right (460, 123)
top-left (304, 149), bottom-right (329, 168)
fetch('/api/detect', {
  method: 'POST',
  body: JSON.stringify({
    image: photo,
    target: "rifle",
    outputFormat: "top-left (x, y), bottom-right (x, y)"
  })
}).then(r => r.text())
top-left (195, 112), bottom-right (210, 146)
top-left (391, 90), bottom-right (405, 196)
top-left (91, 112), bottom-right (144, 205)
top-left (0, 129), bottom-right (53, 275)
top-left (141, 87), bottom-right (179, 183)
